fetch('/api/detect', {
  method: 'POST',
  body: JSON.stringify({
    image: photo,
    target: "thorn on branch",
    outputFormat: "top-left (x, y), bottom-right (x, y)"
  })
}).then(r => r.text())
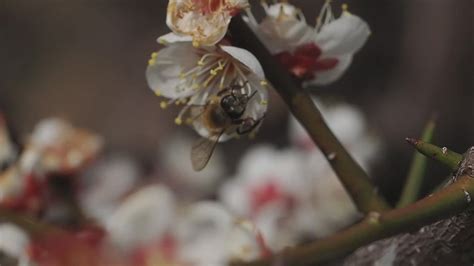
top-left (405, 138), bottom-right (463, 171)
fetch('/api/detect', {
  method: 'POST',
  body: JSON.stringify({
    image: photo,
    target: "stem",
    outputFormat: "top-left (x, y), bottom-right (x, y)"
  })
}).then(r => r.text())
top-left (0, 207), bottom-right (58, 237)
top-left (233, 174), bottom-right (474, 266)
top-left (228, 16), bottom-right (390, 214)
top-left (397, 116), bottom-right (436, 207)
top-left (405, 139), bottom-right (463, 170)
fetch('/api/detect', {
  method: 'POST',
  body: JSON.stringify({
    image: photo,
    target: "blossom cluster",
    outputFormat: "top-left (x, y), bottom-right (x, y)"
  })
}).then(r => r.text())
top-left (0, 1), bottom-right (375, 265)
top-left (0, 116), bottom-right (268, 266)
top-left (0, 97), bottom-right (379, 265)
top-left (147, 0), bottom-right (269, 149)
top-left (145, 0), bottom-right (371, 169)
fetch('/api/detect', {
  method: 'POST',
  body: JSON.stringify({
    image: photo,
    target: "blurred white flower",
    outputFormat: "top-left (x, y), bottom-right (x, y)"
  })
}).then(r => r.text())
top-left (146, 42), bottom-right (268, 141)
top-left (166, 0), bottom-right (249, 46)
top-left (289, 99), bottom-right (381, 234)
top-left (0, 167), bottom-right (24, 204)
top-left (176, 201), bottom-right (266, 265)
top-left (0, 114), bottom-right (17, 167)
top-left (80, 155), bottom-right (140, 223)
top-left (289, 99), bottom-right (380, 170)
top-left (0, 223), bottom-right (29, 259)
top-left (159, 133), bottom-right (225, 198)
top-left (105, 185), bottom-right (176, 251)
top-left (26, 118), bottom-right (103, 174)
top-left (245, 1), bottom-right (370, 86)
top-left (219, 145), bottom-right (317, 251)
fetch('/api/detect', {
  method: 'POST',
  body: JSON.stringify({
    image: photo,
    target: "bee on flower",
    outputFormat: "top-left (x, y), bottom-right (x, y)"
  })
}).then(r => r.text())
top-left (166, 0), bottom-right (249, 47)
top-left (244, 0), bottom-right (371, 86)
top-left (146, 35), bottom-right (269, 170)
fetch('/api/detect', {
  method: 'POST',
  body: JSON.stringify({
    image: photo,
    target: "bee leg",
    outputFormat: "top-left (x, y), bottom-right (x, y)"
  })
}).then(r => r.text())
top-left (236, 116), bottom-right (264, 135)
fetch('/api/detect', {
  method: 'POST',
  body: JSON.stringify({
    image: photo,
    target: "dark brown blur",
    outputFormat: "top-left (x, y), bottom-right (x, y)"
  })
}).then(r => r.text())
top-left (1, 0), bottom-right (472, 203)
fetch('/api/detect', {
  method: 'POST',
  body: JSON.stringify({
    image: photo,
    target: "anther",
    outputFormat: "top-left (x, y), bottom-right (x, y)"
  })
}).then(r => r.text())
top-left (342, 3), bottom-right (349, 12)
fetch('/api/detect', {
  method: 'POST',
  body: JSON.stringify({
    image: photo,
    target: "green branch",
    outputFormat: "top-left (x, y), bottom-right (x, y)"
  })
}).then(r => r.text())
top-left (405, 139), bottom-right (463, 170)
top-left (233, 174), bottom-right (474, 266)
top-left (397, 117), bottom-right (436, 207)
top-left (229, 16), bottom-right (390, 214)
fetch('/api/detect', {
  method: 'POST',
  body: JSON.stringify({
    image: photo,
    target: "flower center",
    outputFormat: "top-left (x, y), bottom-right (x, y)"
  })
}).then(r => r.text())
top-left (192, 0), bottom-right (223, 14)
top-left (250, 181), bottom-right (295, 215)
top-left (276, 43), bottom-right (339, 79)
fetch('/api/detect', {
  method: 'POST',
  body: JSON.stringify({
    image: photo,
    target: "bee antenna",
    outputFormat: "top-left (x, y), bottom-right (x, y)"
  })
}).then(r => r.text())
top-left (248, 90), bottom-right (258, 99)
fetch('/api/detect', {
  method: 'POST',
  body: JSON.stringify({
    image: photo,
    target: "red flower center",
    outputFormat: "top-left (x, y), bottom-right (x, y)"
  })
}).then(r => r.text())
top-left (193, 0), bottom-right (222, 14)
top-left (192, 0), bottom-right (241, 16)
top-left (250, 181), bottom-right (294, 215)
top-left (276, 43), bottom-right (339, 80)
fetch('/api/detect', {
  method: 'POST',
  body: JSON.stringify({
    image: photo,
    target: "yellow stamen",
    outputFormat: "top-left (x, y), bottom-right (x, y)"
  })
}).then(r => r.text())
top-left (342, 3), bottom-right (349, 12)
top-left (154, 90), bottom-right (161, 97)
top-left (160, 101), bottom-right (168, 109)
top-left (209, 95), bottom-right (220, 104)
top-left (148, 59), bottom-right (156, 66)
top-left (260, 100), bottom-right (268, 105)
top-left (260, 80), bottom-right (268, 86)
top-left (175, 117), bottom-right (183, 125)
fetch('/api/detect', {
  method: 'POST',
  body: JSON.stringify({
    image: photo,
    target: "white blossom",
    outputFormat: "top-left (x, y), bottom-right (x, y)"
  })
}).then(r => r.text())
top-left (176, 201), bottom-right (265, 265)
top-left (166, 0), bottom-right (249, 47)
top-left (0, 223), bottom-right (29, 259)
top-left (105, 185), bottom-right (176, 251)
top-left (245, 1), bottom-right (371, 86)
top-left (80, 155), bottom-right (140, 223)
top-left (146, 41), bottom-right (268, 141)
top-left (219, 145), bottom-right (316, 251)
top-left (26, 118), bottom-right (103, 174)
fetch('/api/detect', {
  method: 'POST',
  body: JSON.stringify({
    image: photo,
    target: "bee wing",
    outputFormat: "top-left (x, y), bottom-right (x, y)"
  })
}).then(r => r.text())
top-left (191, 131), bottom-right (223, 171)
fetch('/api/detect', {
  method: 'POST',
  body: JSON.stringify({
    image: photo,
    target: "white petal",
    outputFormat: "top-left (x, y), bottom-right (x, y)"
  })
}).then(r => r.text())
top-left (106, 185), bottom-right (176, 250)
top-left (257, 18), bottom-right (314, 54)
top-left (176, 202), bottom-right (233, 265)
top-left (30, 118), bottom-right (73, 149)
top-left (264, 3), bottom-right (297, 18)
top-left (166, 0), bottom-right (246, 46)
top-left (226, 220), bottom-right (263, 262)
top-left (0, 223), bottom-right (29, 258)
top-left (220, 46), bottom-right (265, 79)
top-left (314, 12), bottom-right (371, 56)
top-left (80, 155), bottom-right (139, 223)
top-left (146, 43), bottom-right (202, 99)
top-left (157, 32), bottom-right (193, 45)
top-left (0, 168), bottom-right (24, 202)
top-left (303, 54), bottom-right (353, 86)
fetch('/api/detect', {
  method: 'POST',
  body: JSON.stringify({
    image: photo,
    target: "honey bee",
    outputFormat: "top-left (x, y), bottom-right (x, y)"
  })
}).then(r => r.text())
top-left (190, 82), bottom-right (264, 171)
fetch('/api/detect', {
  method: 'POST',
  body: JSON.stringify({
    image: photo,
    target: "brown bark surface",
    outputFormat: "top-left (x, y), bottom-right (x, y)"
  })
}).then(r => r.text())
top-left (344, 211), bottom-right (474, 266)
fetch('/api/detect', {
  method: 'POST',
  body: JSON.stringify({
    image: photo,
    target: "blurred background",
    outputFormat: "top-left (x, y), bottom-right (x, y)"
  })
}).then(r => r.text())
top-left (1, 0), bottom-right (472, 204)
